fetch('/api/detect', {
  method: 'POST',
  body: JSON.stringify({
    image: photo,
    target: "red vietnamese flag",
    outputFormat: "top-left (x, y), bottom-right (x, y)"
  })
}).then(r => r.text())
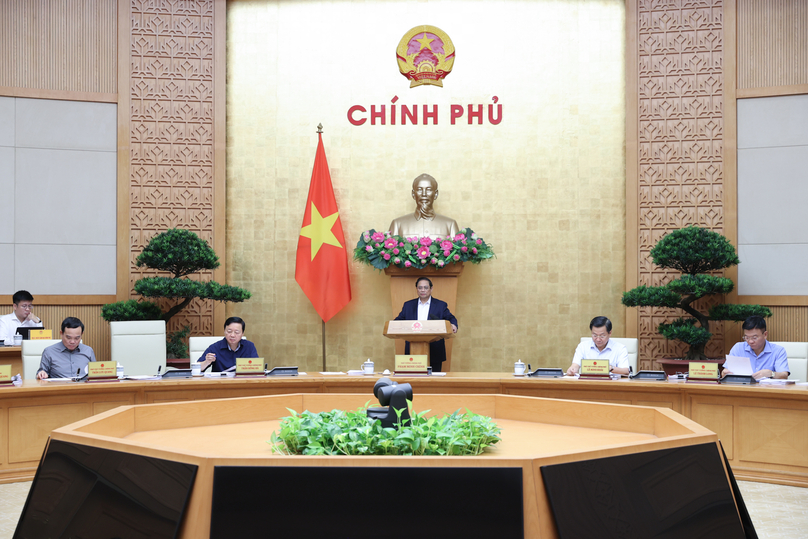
top-left (295, 131), bottom-right (352, 322)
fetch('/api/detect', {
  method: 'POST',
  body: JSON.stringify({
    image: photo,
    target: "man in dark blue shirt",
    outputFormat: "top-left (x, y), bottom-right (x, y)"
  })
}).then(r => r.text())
top-left (198, 316), bottom-right (259, 372)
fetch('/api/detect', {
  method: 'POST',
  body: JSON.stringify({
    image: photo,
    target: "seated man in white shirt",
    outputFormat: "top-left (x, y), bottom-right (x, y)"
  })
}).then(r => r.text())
top-left (0, 290), bottom-right (42, 343)
top-left (566, 316), bottom-right (630, 376)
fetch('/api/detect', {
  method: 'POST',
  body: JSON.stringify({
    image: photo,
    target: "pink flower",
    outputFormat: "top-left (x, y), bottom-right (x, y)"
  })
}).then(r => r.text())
top-left (454, 233), bottom-right (466, 241)
top-left (461, 239), bottom-right (467, 245)
top-left (461, 246), bottom-right (468, 253)
top-left (443, 250), bottom-right (451, 257)
top-left (440, 240), bottom-right (453, 251)
top-left (404, 260), bottom-right (412, 267)
top-left (476, 238), bottom-right (483, 245)
top-left (383, 253), bottom-right (391, 260)
top-left (420, 237), bottom-right (432, 247)
top-left (398, 242), bottom-right (404, 247)
top-left (394, 258), bottom-right (401, 264)
top-left (365, 246), bottom-right (372, 252)
top-left (384, 238), bottom-right (397, 249)
top-left (375, 243), bottom-right (380, 248)
top-left (431, 258), bottom-right (438, 265)
top-left (372, 232), bottom-right (385, 242)
top-left (438, 260), bottom-right (444, 267)
top-left (453, 254), bottom-right (460, 261)
top-left (393, 248), bottom-right (399, 255)
top-left (472, 247), bottom-right (478, 254)
top-left (417, 246), bottom-right (430, 259)
top-left (363, 235), bottom-right (371, 243)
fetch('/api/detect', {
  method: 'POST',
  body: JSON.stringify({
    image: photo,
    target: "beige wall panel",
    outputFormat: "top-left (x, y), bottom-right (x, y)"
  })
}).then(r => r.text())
top-left (8, 402), bottom-right (89, 463)
top-left (0, 0), bottom-right (117, 94)
top-left (690, 401), bottom-right (734, 459)
top-left (738, 405), bottom-right (808, 468)
top-left (738, 0), bottom-right (808, 89)
top-left (226, 0), bottom-right (627, 373)
top-left (628, 0), bottom-right (727, 369)
top-left (0, 304), bottom-right (110, 360)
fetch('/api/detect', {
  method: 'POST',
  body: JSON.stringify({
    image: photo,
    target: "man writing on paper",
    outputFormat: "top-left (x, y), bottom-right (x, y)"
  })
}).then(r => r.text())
top-left (566, 316), bottom-right (630, 376)
top-left (0, 290), bottom-right (42, 342)
top-left (394, 277), bottom-right (458, 373)
top-left (36, 317), bottom-right (96, 379)
top-left (197, 317), bottom-right (259, 373)
top-left (722, 316), bottom-right (789, 380)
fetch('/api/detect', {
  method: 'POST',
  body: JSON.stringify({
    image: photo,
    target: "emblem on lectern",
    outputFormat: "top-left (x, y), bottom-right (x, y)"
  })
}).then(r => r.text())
top-left (396, 25), bottom-right (455, 88)
top-left (412, 321), bottom-right (423, 331)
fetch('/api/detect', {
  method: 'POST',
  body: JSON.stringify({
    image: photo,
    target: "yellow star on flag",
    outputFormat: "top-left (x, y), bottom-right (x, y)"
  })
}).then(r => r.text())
top-left (299, 202), bottom-right (342, 261)
top-left (416, 32), bottom-right (434, 51)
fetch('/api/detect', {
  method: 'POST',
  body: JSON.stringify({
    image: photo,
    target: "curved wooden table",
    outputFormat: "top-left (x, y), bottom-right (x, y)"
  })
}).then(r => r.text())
top-left (1, 372), bottom-right (806, 487)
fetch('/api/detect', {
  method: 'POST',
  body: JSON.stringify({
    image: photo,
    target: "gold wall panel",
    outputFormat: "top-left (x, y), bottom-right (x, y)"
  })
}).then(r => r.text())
top-left (0, 304), bottom-right (110, 361)
top-left (9, 402), bottom-right (89, 462)
top-left (723, 306), bottom-right (808, 348)
top-left (0, 0), bottom-right (117, 94)
top-left (738, 0), bottom-right (808, 89)
top-left (123, 0), bottom-right (226, 340)
top-left (629, 0), bottom-right (727, 369)
top-left (226, 1), bottom-right (627, 373)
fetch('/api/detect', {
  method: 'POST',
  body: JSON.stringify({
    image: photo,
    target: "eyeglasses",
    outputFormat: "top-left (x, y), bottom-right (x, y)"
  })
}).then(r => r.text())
top-left (592, 333), bottom-right (609, 340)
top-left (17, 304), bottom-right (33, 310)
top-left (743, 334), bottom-right (763, 342)
top-left (416, 287), bottom-right (431, 291)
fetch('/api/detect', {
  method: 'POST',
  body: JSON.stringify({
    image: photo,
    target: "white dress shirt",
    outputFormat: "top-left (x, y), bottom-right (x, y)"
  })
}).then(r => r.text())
top-left (0, 312), bottom-right (40, 342)
top-left (572, 338), bottom-right (629, 369)
top-left (417, 297), bottom-right (432, 321)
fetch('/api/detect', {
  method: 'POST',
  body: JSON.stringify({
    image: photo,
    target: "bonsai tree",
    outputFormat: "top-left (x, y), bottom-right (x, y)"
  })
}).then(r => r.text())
top-left (102, 228), bottom-right (251, 357)
top-left (622, 226), bottom-right (771, 361)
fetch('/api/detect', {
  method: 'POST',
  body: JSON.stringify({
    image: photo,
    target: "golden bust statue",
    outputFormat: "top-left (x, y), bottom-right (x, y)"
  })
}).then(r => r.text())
top-left (388, 174), bottom-right (460, 239)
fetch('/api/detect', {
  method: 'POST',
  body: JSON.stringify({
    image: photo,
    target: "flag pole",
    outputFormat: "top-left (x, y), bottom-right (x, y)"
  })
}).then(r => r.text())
top-left (317, 123), bottom-right (326, 372)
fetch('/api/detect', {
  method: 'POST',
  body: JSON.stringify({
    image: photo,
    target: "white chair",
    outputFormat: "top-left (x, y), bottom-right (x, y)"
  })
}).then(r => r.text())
top-left (110, 321), bottom-right (166, 376)
top-left (21, 339), bottom-right (61, 380)
top-left (771, 341), bottom-right (808, 381)
top-left (189, 336), bottom-right (223, 363)
top-left (580, 337), bottom-right (639, 374)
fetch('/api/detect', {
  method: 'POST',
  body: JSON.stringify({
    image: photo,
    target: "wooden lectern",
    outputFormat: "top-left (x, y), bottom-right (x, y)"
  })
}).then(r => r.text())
top-left (383, 320), bottom-right (454, 364)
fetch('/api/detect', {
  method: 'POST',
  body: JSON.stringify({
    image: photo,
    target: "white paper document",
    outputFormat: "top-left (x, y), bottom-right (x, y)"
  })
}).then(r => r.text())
top-left (723, 355), bottom-right (753, 375)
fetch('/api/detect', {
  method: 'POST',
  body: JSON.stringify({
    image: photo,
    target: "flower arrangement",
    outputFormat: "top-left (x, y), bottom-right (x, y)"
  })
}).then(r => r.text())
top-left (354, 227), bottom-right (495, 270)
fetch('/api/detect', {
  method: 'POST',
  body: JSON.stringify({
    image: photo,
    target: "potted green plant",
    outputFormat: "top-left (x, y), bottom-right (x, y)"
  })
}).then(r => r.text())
top-left (102, 228), bottom-right (252, 359)
top-left (622, 226), bottom-right (771, 370)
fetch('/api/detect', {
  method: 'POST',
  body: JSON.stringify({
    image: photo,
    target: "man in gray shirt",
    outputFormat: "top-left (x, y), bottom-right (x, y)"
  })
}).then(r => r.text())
top-left (36, 317), bottom-right (96, 379)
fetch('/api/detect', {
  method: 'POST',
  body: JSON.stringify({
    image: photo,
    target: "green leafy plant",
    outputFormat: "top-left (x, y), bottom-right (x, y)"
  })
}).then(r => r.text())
top-left (101, 229), bottom-right (252, 357)
top-left (269, 403), bottom-right (501, 456)
top-left (166, 325), bottom-right (191, 359)
top-left (622, 226), bottom-right (771, 361)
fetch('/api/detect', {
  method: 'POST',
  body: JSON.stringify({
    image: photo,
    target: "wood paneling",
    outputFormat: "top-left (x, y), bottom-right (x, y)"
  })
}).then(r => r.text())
top-left (690, 401), bottom-right (734, 458)
top-left (738, 0), bottom-right (808, 90)
top-left (628, 0), bottom-right (728, 370)
top-left (120, 0), bottom-right (227, 339)
top-left (0, 0), bottom-right (116, 94)
top-left (8, 402), bottom-right (88, 462)
top-left (738, 405), bottom-right (808, 468)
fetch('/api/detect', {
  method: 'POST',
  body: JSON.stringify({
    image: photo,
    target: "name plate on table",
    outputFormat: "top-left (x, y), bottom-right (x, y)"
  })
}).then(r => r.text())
top-left (29, 329), bottom-right (52, 340)
top-left (579, 359), bottom-right (611, 379)
top-left (395, 354), bottom-right (428, 374)
top-left (88, 361), bottom-right (118, 381)
top-left (0, 364), bottom-right (11, 384)
top-left (387, 320), bottom-right (448, 334)
top-left (687, 362), bottom-right (720, 384)
top-left (236, 357), bottom-right (264, 376)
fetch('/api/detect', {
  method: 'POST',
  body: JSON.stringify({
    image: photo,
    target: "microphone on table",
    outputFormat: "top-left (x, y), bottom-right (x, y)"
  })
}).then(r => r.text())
top-left (157, 365), bottom-right (162, 376)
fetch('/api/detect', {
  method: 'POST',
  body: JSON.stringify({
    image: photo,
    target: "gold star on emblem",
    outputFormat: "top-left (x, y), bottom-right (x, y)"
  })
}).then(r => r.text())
top-left (300, 202), bottom-right (342, 260)
top-left (416, 32), bottom-right (434, 51)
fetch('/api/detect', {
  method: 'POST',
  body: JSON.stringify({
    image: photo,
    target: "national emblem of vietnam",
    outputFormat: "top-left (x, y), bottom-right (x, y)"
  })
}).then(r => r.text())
top-left (396, 25), bottom-right (455, 88)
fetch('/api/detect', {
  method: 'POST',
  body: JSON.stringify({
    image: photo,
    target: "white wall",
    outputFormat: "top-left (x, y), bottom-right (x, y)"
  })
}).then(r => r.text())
top-left (0, 97), bottom-right (116, 295)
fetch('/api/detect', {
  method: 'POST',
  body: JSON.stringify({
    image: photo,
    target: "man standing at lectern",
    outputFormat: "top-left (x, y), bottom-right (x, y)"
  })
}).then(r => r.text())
top-left (395, 277), bottom-right (458, 372)
top-left (566, 316), bottom-right (629, 376)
